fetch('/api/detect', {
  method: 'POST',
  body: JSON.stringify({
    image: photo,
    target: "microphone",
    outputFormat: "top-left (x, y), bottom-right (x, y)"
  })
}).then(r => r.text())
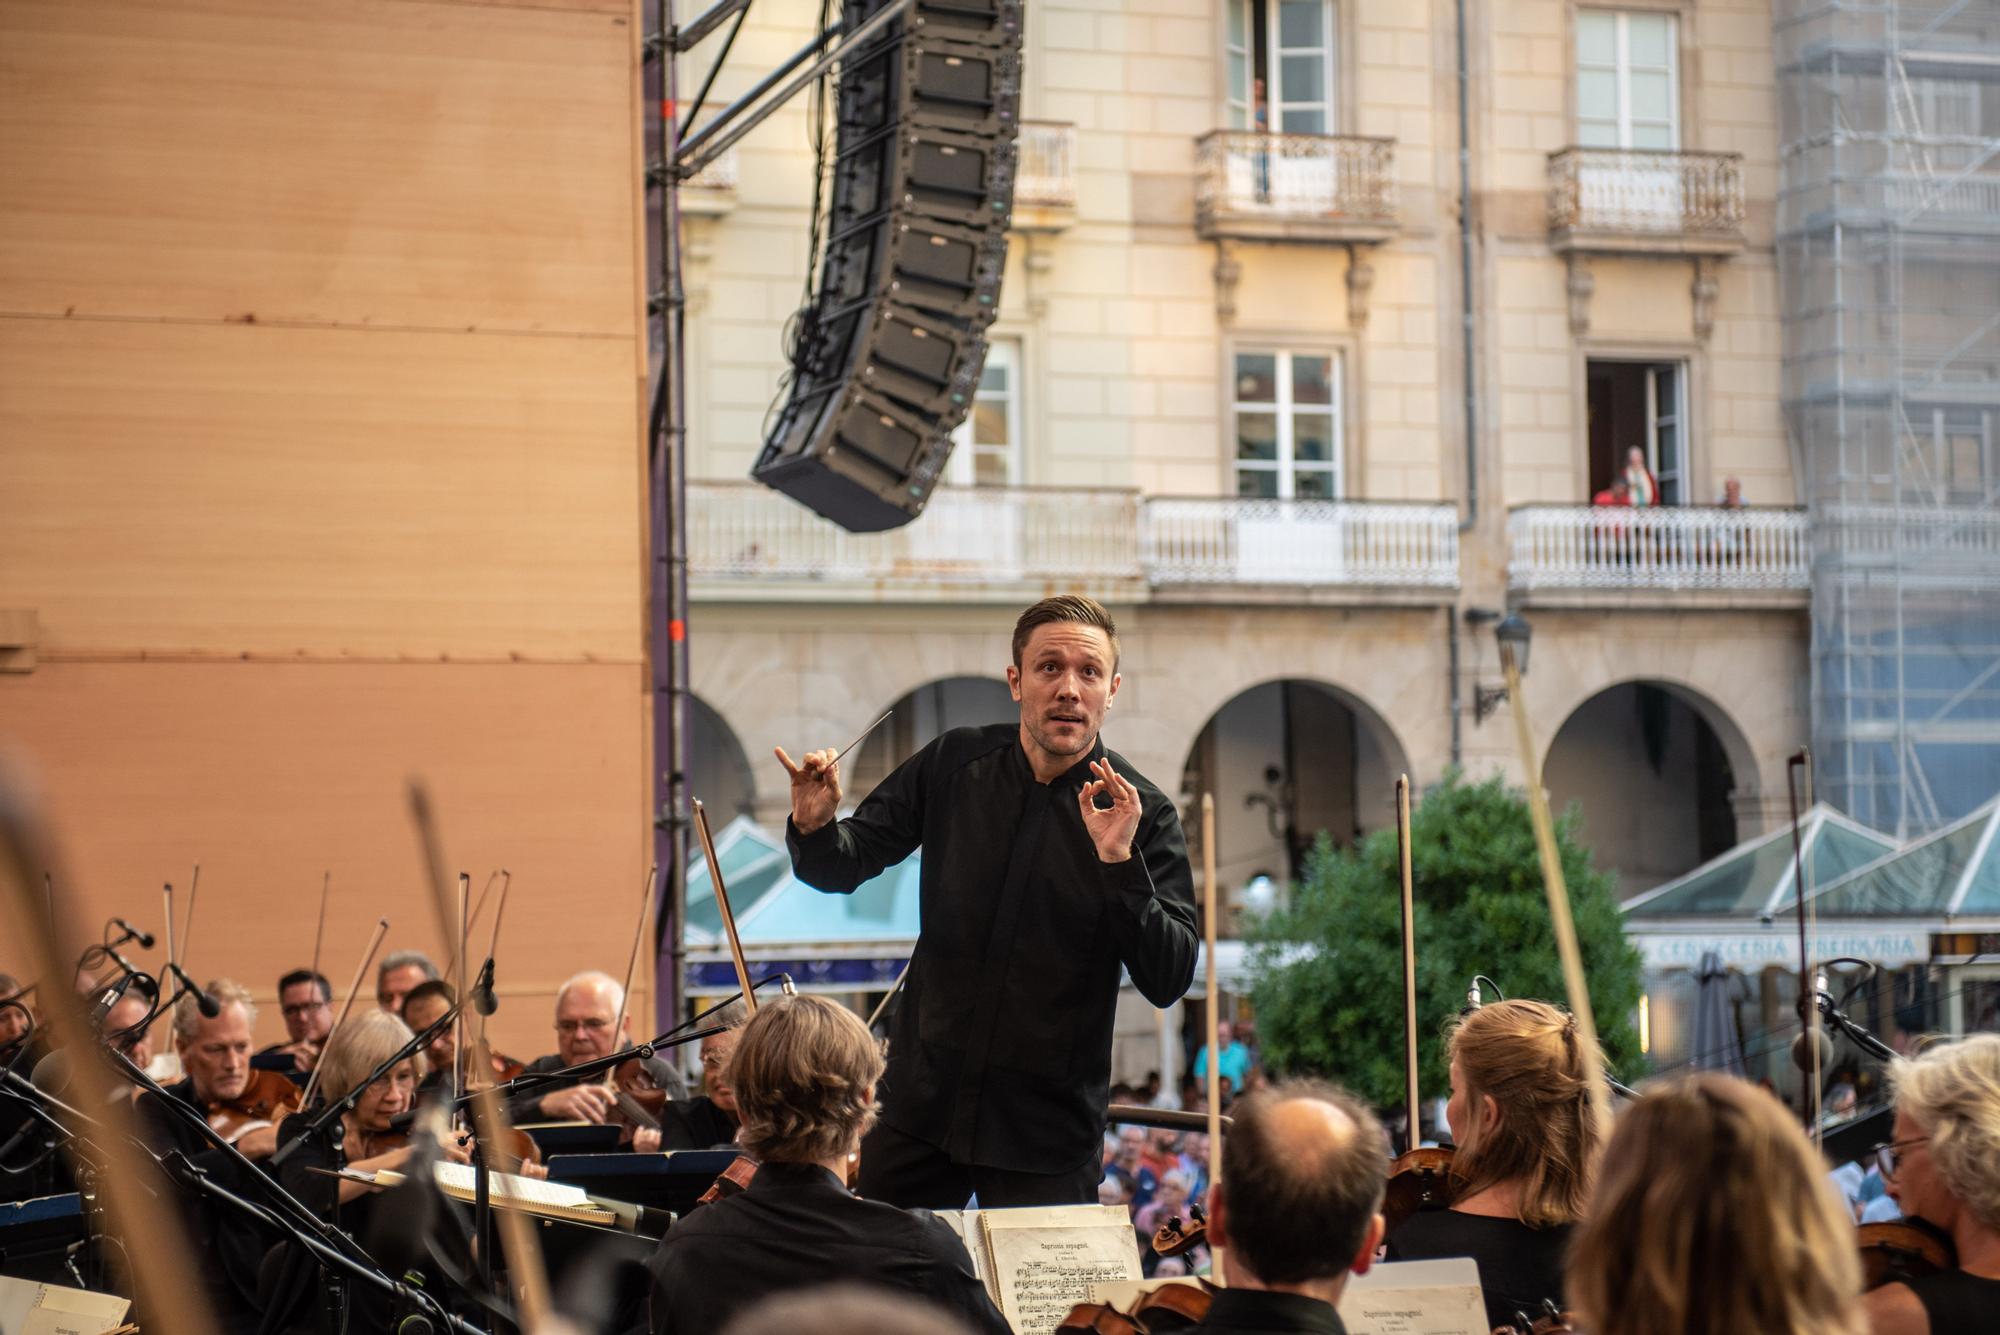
top-left (1462, 976), bottom-right (1483, 1016)
top-left (111, 918), bottom-right (156, 950)
top-left (30, 1048), bottom-right (73, 1098)
top-left (469, 959), bottom-right (498, 1017)
top-left (1790, 1026), bottom-right (1833, 1073)
top-left (167, 963), bottom-right (218, 1018)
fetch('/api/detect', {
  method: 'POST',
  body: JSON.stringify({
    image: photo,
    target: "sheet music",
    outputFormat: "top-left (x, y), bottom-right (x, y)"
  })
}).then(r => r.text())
top-left (976, 1205), bottom-right (1142, 1335)
top-left (0, 1276), bottom-right (131, 1335)
top-left (1336, 1258), bottom-right (1486, 1335)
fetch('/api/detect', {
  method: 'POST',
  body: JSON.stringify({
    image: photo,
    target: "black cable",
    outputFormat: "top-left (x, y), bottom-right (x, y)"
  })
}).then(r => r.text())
top-left (677, 4), bottom-right (752, 142)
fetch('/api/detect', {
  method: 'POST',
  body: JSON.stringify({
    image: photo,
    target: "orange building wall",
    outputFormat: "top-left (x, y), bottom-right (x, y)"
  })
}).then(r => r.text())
top-left (0, 0), bottom-right (656, 1056)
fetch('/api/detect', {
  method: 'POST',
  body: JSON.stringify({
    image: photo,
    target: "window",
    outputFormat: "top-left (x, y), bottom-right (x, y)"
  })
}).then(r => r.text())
top-left (1226, 0), bottom-right (1336, 134)
top-left (1576, 10), bottom-right (1678, 149)
top-left (1586, 358), bottom-right (1686, 504)
top-left (947, 340), bottom-right (1020, 487)
top-left (1232, 349), bottom-right (1342, 498)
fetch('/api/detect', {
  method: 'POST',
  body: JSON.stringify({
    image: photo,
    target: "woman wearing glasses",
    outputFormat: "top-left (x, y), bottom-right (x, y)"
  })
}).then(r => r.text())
top-left (1863, 1033), bottom-right (2000, 1335)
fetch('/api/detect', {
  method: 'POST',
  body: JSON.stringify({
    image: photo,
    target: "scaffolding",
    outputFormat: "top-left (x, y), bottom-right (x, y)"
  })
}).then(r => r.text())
top-left (1778, 0), bottom-right (2000, 836)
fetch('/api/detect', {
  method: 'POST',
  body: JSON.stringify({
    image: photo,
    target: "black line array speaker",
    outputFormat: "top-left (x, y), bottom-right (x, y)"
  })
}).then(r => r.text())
top-left (751, 0), bottom-right (1025, 533)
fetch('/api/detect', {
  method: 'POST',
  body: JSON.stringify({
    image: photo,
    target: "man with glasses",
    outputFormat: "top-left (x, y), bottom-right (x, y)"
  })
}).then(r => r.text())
top-left (504, 970), bottom-right (684, 1124)
top-left (253, 968), bottom-right (333, 1082)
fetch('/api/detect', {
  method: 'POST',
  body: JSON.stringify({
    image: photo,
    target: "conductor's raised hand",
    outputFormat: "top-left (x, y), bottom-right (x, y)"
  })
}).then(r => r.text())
top-left (776, 746), bottom-right (843, 835)
top-left (1078, 757), bottom-right (1142, 864)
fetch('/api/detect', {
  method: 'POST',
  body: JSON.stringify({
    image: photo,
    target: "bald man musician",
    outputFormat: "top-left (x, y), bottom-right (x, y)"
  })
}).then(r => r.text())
top-left (1177, 1080), bottom-right (1389, 1334)
top-left (779, 595), bottom-right (1197, 1208)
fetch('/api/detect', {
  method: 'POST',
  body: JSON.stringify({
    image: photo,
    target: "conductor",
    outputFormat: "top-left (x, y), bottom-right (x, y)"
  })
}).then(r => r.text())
top-left (778, 595), bottom-right (1198, 1208)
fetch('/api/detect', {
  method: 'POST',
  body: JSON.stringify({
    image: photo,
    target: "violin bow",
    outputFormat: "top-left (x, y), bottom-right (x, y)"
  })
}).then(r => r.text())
top-left (606, 864), bottom-right (663, 1129)
top-left (0, 768), bottom-right (218, 1334)
top-left (408, 781), bottom-right (553, 1328)
top-left (475, 870), bottom-right (511, 1082)
top-left (866, 959), bottom-right (911, 1032)
top-left (1788, 750), bottom-right (1823, 1142)
top-left (177, 862), bottom-right (201, 976)
top-left (162, 880), bottom-right (177, 976)
top-left (694, 799), bottom-right (758, 1016)
top-left (1396, 774), bottom-right (1420, 1155)
top-left (302, 917), bottom-right (389, 1112)
top-left (1200, 792), bottom-right (1225, 1287)
top-left (1498, 640), bottom-right (1613, 1139)
top-left (310, 871), bottom-right (331, 987)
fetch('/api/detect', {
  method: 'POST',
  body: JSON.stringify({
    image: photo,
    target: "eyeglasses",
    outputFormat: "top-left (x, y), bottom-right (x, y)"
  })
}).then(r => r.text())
top-left (1871, 1136), bottom-right (1929, 1179)
top-left (280, 1001), bottom-right (330, 1019)
top-left (700, 1050), bottom-right (731, 1070)
top-left (556, 1018), bottom-right (612, 1036)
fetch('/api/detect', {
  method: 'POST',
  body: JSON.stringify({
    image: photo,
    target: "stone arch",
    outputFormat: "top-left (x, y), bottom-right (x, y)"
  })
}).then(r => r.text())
top-left (843, 674), bottom-right (1016, 796)
top-left (1179, 676), bottom-right (1416, 917)
top-left (1543, 677), bottom-right (1757, 894)
top-left (687, 693), bottom-right (757, 827)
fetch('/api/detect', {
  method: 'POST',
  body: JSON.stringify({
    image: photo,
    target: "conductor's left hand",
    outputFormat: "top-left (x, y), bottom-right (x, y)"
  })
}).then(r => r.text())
top-left (1078, 758), bottom-right (1141, 864)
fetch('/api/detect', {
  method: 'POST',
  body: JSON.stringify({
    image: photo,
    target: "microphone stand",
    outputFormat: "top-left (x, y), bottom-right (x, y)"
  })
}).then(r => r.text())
top-left (6, 1069), bottom-right (486, 1333)
top-left (270, 995), bottom-right (465, 1169)
top-left (1816, 989), bottom-right (1897, 1063)
top-left (90, 1049), bottom-right (468, 1333)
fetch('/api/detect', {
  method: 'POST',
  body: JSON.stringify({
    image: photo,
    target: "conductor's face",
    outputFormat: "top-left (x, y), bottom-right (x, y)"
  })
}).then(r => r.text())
top-left (1009, 623), bottom-right (1120, 768)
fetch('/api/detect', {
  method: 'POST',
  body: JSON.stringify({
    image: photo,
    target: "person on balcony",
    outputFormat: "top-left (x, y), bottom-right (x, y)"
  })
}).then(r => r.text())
top-left (1718, 476), bottom-right (1745, 508)
top-left (1622, 446), bottom-right (1661, 507)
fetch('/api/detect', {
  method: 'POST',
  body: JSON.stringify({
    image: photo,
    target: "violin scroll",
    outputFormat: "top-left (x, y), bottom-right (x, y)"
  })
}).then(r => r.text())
top-left (1149, 1202), bottom-right (1208, 1259)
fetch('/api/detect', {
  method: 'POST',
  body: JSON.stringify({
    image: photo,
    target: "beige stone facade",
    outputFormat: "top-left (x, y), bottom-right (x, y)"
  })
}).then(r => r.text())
top-left (683, 0), bottom-right (1808, 899)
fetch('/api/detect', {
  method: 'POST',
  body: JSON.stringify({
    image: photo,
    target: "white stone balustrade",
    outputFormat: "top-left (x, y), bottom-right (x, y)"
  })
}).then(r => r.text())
top-left (1508, 505), bottom-right (1809, 592)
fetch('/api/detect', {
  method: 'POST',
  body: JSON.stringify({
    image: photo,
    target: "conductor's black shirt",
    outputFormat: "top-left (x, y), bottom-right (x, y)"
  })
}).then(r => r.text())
top-left (788, 724), bottom-right (1198, 1173)
top-left (645, 1160), bottom-right (1009, 1335)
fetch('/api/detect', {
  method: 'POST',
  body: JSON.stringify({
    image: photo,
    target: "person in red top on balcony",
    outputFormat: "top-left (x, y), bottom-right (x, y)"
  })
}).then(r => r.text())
top-left (1591, 477), bottom-right (1631, 507)
top-left (1622, 445), bottom-right (1661, 506)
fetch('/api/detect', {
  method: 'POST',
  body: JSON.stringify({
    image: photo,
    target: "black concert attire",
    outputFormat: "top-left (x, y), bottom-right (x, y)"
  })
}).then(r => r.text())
top-left (132, 1080), bottom-right (279, 1335)
top-left (656, 1094), bottom-right (736, 1150)
top-left (645, 1160), bottom-right (1009, 1335)
top-left (270, 1112), bottom-right (396, 1335)
top-left (1904, 1270), bottom-right (2000, 1335)
top-left (1179, 1288), bottom-right (1346, 1334)
top-left (1383, 1210), bottom-right (1571, 1332)
top-left (787, 724), bottom-right (1197, 1207)
top-left (502, 1053), bottom-right (685, 1123)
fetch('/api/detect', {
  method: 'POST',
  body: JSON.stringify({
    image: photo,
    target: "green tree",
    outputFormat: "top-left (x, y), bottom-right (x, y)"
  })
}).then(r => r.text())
top-left (1247, 771), bottom-right (1644, 1112)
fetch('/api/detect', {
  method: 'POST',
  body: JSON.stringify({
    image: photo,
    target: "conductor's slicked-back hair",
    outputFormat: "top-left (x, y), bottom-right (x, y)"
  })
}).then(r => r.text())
top-left (731, 995), bottom-right (883, 1164)
top-left (1011, 595), bottom-right (1120, 669)
top-left (1220, 1079), bottom-right (1388, 1285)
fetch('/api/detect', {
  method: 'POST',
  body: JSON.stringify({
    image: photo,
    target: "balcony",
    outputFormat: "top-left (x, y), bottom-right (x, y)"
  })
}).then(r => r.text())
top-left (1012, 121), bottom-right (1076, 233)
top-left (1547, 147), bottom-right (1746, 256)
top-left (689, 482), bottom-right (1143, 603)
top-left (1195, 132), bottom-right (1398, 244)
top-left (1144, 499), bottom-right (1458, 595)
top-left (688, 484), bottom-right (1460, 602)
top-left (1508, 505), bottom-right (1809, 604)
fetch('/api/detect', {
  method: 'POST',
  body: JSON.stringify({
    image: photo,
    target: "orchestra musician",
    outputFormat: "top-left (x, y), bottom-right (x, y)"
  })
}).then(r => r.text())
top-left (1383, 999), bottom-right (1602, 1329)
top-left (0, 971), bottom-right (27, 1056)
top-left (1175, 1080), bottom-right (1390, 1335)
top-left (1568, 1073), bottom-right (1865, 1335)
top-left (645, 994), bottom-right (1010, 1335)
top-left (1860, 1033), bottom-right (2000, 1335)
top-left (103, 989), bottom-right (155, 1093)
top-left (272, 1009), bottom-right (475, 1335)
top-left (638, 999), bottom-right (746, 1152)
top-left (253, 968), bottom-right (333, 1081)
top-left (778, 595), bottom-right (1197, 1208)
top-left (375, 949), bottom-right (440, 1016)
top-left (131, 979), bottom-right (292, 1335)
top-left (502, 970), bottom-right (685, 1126)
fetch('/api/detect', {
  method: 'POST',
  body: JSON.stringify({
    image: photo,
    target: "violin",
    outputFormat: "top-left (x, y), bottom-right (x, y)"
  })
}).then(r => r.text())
top-left (206, 1067), bottom-right (306, 1143)
top-left (1857, 1217), bottom-right (1957, 1291)
top-left (1383, 1145), bottom-right (1462, 1233)
top-left (1060, 1282), bottom-right (1212, 1334)
top-left (1494, 1301), bottom-right (1578, 1334)
top-left (696, 1154), bottom-right (759, 1206)
top-left (1150, 1203), bottom-right (1208, 1259)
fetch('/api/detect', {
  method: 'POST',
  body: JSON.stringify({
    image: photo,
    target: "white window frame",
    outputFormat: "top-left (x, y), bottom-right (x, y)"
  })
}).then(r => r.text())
top-left (1224, 0), bottom-right (1336, 134)
top-left (1576, 9), bottom-right (1680, 150)
top-left (1647, 361), bottom-right (1685, 506)
top-left (947, 338), bottom-right (1022, 488)
top-left (1231, 348), bottom-right (1344, 499)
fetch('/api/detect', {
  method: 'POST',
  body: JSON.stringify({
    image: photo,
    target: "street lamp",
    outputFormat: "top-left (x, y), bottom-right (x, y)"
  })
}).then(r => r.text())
top-left (1470, 609), bottom-right (1534, 723)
